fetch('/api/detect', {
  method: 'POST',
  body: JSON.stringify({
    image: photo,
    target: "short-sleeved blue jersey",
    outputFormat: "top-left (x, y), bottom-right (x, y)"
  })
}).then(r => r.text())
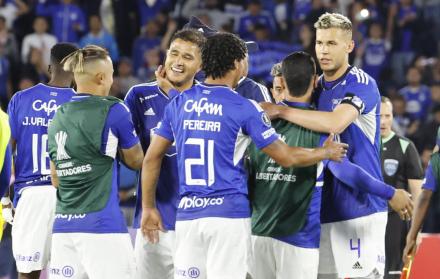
top-left (124, 81), bottom-right (180, 230)
top-left (7, 83), bottom-right (75, 203)
top-left (316, 66), bottom-right (385, 223)
top-left (235, 77), bottom-right (272, 103)
top-left (422, 162), bottom-right (437, 192)
top-left (156, 83), bottom-right (279, 220)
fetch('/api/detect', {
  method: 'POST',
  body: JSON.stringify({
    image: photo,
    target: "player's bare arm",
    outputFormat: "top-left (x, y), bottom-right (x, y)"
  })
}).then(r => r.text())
top-left (261, 133), bottom-right (348, 168)
top-left (119, 142), bottom-right (143, 170)
top-left (403, 189), bottom-right (433, 264)
top-left (50, 160), bottom-right (59, 188)
top-left (260, 102), bottom-right (358, 134)
top-left (140, 135), bottom-right (170, 243)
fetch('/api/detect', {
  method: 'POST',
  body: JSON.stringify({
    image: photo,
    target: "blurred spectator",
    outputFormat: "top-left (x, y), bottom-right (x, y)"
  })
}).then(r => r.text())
top-left (0, 0), bottom-right (28, 30)
top-left (131, 19), bottom-right (161, 77)
top-left (137, 0), bottom-right (171, 26)
top-left (399, 66), bottom-right (431, 122)
top-left (274, 0), bottom-right (288, 33)
top-left (293, 0), bottom-right (311, 22)
top-left (20, 47), bottom-right (49, 83)
top-left (0, 16), bottom-right (18, 66)
top-left (389, 0), bottom-right (418, 85)
top-left (354, 22), bottom-right (390, 83)
top-left (236, 0), bottom-right (276, 40)
top-left (430, 83), bottom-right (440, 111)
top-left (110, 57), bottom-right (140, 99)
top-left (79, 15), bottom-right (119, 62)
top-left (36, 0), bottom-right (86, 43)
top-left (17, 76), bottom-right (35, 90)
top-left (21, 16), bottom-right (57, 68)
top-left (136, 47), bottom-right (160, 81)
top-left (416, 105), bottom-right (440, 153)
top-left (99, 0), bottom-right (114, 35)
top-left (0, 50), bottom-right (10, 109)
top-left (304, 0), bottom-right (328, 27)
top-left (297, 24), bottom-right (316, 66)
top-left (270, 62), bottom-right (284, 103)
top-left (182, 0), bottom-right (230, 30)
top-left (391, 95), bottom-right (412, 136)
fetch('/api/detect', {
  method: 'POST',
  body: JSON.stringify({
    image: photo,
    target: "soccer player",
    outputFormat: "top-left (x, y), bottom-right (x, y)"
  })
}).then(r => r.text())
top-left (7, 43), bottom-right (78, 279)
top-left (259, 13), bottom-right (413, 278)
top-left (47, 45), bottom-right (143, 278)
top-left (124, 29), bottom-right (205, 279)
top-left (269, 62), bottom-right (285, 103)
top-left (380, 96), bottom-right (423, 279)
top-left (184, 16), bottom-right (272, 103)
top-left (141, 32), bottom-right (347, 279)
top-left (249, 52), bottom-right (415, 279)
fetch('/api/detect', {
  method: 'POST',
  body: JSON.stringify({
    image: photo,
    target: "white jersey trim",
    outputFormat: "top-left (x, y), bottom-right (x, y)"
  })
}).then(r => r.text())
top-left (105, 128), bottom-right (118, 158)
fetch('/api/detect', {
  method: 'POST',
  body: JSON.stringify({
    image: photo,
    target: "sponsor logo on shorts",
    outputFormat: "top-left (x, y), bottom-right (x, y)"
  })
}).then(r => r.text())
top-left (178, 196), bottom-right (224, 210)
top-left (352, 261), bottom-right (363, 269)
top-left (188, 267), bottom-right (200, 278)
top-left (62, 266), bottom-right (74, 277)
top-left (16, 253), bottom-right (41, 262)
top-left (33, 252), bottom-right (40, 262)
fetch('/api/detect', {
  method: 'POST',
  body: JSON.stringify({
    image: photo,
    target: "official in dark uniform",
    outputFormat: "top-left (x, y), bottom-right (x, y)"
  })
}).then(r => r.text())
top-left (380, 96), bottom-right (424, 279)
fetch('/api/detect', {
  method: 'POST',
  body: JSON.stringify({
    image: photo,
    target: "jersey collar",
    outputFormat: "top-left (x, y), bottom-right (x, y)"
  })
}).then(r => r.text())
top-left (320, 66), bottom-right (353, 90)
top-left (280, 100), bottom-right (312, 109)
top-left (381, 131), bottom-right (395, 144)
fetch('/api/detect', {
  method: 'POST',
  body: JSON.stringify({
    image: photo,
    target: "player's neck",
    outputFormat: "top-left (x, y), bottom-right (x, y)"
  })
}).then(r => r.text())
top-left (204, 75), bottom-right (235, 89)
top-left (48, 77), bottom-right (72, 88)
top-left (172, 79), bottom-right (194, 93)
top-left (285, 92), bottom-right (311, 104)
top-left (323, 62), bottom-right (350, 82)
top-left (76, 85), bottom-right (107, 96)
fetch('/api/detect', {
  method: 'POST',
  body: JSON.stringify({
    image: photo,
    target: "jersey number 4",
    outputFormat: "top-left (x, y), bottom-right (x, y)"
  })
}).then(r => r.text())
top-left (184, 138), bottom-right (215, 186)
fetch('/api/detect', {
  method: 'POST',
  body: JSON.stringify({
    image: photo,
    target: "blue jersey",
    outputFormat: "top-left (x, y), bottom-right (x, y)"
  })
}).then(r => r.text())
top-left (53, 97), bottom-right (139, 233)
top-left (235, 77), bottom-right (272, 103)
top-left (362, 39), bottom-right (390, 81)
top-left (399, 85), bottom-right (431, 121)
top-left (124, 81), bottom-right (180, 230)
top-left (276, 162), bottom-right (323, 248)
top-left (316, 66), bottom-right (385, 223)
top-left (8, 83), bottom-right (75, 203)
top-left (422, 162), bottom-right (437, 192)
top-left (156, 83), bottom-right (279, 221)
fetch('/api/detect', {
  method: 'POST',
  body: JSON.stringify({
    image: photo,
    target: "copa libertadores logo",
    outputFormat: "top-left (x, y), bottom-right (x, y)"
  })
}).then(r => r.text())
top-left (55, 131), bottom-right (71, 161)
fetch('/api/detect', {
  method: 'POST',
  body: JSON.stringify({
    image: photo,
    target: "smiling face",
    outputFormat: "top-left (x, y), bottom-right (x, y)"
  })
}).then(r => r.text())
top-left (315, 27), bottom-right (354, 80)
top-left (164, 38), bottom-right (201, 90)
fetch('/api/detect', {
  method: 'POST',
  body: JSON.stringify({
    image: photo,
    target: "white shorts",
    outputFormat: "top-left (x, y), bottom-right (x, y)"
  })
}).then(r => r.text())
top-left (318, 212), bottom-right (387, 278)
top-left (135, 228), bottom-right (175, 279)
top-left (174, 217), bottom-right (252, 279)
top-left (49, 232), bottom-right (136, 279)
top-left (251, 235), bottom-right (319, 279)
top-left (12, 186), bottom-right (57, 273)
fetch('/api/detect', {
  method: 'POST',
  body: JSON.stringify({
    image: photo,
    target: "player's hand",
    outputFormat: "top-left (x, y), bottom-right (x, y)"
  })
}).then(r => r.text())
top-left (402, 236), bottom-right (417, 265)
top-left (155, 65), bottom-right (175, 95)
top-left (389, 189), bottom-right (413, 220)
top-left (1, 197), bottom-right (14, 225)
top-left (322, 133), bottom-right (348, 162)
top-left (140, 207), bottom-right (165, 244)
top-left (259, 102), bottom-right (282, 120)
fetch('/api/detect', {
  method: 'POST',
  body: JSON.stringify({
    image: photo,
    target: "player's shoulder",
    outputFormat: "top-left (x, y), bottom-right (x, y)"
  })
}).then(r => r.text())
top-left (345, 66), bottom-right (377, 89)
top-left (124, 81), bottom-right (160, 101)
top-left (236, 77), bottom-right (270, 98)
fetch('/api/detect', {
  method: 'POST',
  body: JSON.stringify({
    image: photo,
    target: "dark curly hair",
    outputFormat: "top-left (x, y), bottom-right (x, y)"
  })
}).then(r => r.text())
top-left (201, 33), bottom-right (247, 79)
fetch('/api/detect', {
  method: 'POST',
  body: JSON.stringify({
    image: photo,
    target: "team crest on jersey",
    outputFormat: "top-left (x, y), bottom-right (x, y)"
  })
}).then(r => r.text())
top-left (261, 112), bottom-right (271, 127)
top-left (55, 131), bottom-right (71, 160)
top-left (384, 159), bottom-right (399, 176)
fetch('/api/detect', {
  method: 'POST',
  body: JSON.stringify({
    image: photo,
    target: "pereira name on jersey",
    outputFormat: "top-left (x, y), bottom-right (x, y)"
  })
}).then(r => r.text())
top-left (317, 66), bottom-right (385, 223)
top-left (53, 98), bottom-right (139, 233)
top-left (155, 83), bottom-right (279, 221)
top-left (124, 81), bottom-right (180, 230)
top-left (7, 83), bottom-right (75, 200)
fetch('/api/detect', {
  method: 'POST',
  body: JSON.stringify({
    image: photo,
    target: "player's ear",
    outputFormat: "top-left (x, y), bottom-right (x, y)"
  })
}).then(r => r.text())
top-left (347, 39), bottom-right (355, 54)
top-left (95, 72), bottom-right (105, 85)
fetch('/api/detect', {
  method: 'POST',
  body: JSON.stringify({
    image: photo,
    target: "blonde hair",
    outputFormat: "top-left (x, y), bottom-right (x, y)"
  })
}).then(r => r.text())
top-left (62, 45), bottom-right (109, 73)
top-left (270, 63), bottom-right (282, 77)
top-left (314, 13), bottom-right (352, 33)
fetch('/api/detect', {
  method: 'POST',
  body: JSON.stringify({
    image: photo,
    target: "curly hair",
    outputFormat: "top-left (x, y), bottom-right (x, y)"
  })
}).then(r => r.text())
top-left (201, 32), bottom-right (247, 79)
